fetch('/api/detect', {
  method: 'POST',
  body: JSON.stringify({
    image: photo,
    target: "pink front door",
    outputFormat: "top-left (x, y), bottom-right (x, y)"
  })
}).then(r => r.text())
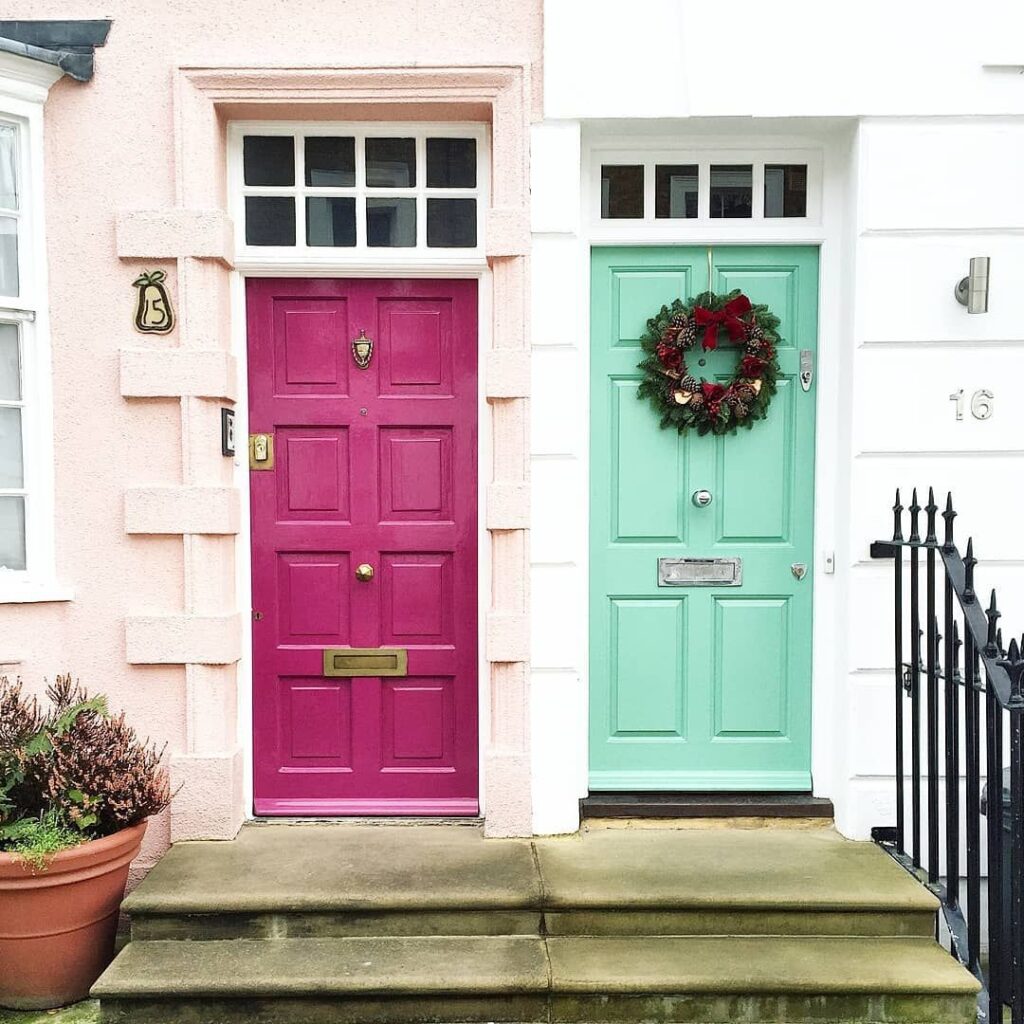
top-left (247, 278), bottom-right (479, 815)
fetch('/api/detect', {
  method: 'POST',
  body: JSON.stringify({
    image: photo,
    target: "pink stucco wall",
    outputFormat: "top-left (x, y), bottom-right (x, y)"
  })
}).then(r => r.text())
top-left (1, 0), bottom-right (541, 876)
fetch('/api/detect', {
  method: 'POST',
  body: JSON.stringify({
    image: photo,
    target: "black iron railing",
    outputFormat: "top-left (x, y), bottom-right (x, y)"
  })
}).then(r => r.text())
top-left (871, 489), bottom-right (1024, 1024)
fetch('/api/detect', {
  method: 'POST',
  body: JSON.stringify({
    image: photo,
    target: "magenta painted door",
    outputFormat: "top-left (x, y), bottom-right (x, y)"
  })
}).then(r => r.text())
top-left (247, 278), bottom-right (479, 816)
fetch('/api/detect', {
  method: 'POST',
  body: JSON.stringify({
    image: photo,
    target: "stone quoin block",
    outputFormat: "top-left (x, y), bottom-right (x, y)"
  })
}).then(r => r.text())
top-left (485, 349), bottom-right (531, 399)
top-left (487, 482), bottom-right (531, 530)
top-left (124, 487), bottom-right (240, 536)
top-left (169, 749), bottom-right (245, 841)
top-left (486, 613), bottom-right (530, 663)
top-left (116, 209), bottom-right (234, 263)
top-left (125, 614), bottom-right (242, 666)
top-left (120, 348), bottom-right (237, 400)
top-left (485, 207), bottom-right (531, 257)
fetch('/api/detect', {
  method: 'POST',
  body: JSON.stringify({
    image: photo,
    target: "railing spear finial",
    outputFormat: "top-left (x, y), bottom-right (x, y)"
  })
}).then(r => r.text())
top-left (963, 538), bottom-right (977, 604)
top-left (942, 492), bottom-right (956, 552)
top-left (925, 488), bottom-right (938, 544)
top-left (997, 637), bottom-right (1024, 710)
top-left (985, 590), bottom-right (1001, 657)
top-left (892, 489), bottom-right (904, 543)
top-left (909, 489), bottom-right (921, 545)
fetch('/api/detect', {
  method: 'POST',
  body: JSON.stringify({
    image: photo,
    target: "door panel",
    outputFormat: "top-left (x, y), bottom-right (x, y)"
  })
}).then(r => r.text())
top-left (249, 278), bottom-right (478, 816)
top-left (590, 246), bottom-right (818, 791)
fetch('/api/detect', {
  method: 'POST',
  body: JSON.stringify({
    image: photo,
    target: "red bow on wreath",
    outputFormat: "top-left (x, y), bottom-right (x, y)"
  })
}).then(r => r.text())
top-left (693, 294), bottom-right (752, 351)
top-left (701, 381), bottom-right (727, 416)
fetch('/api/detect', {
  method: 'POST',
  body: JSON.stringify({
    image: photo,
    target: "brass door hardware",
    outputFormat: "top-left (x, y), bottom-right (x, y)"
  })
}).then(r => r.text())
top-left (323, 647), bottom-right (408, 678)
top-left (352, 329), bottom-right (373, 369)
top-left (355, 563), bottom-right (375, 582)
top-left (249, 433), bottom-right (274, 470)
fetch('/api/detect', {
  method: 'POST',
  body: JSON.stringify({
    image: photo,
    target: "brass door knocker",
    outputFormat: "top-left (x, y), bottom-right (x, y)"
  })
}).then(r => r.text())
top-left (352, 330), bottom-right (373, 369)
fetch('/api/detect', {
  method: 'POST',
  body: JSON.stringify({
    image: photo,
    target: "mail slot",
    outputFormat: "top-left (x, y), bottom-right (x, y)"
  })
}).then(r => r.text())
top-left (658, 557), bottom-right (742, 587)
top-left (322, 648), bottom-right (408, 677)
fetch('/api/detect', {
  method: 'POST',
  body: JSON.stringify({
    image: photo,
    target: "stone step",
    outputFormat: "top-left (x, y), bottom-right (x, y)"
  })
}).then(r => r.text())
top-left (122, 823), bottom-right (939, 940)
top-left (93, 934), bottom-right (979, 1024)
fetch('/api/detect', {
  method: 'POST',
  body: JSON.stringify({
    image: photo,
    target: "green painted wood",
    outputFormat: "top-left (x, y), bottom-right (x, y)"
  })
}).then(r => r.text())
top-left (589, 245), bottom-right (819, 790)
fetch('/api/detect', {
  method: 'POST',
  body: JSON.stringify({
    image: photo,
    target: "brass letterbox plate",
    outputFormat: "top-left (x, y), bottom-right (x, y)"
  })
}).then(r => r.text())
top-left (658, 557), bottom-right (742, 587)
top-left (322, 647), bottom-right (408, 678)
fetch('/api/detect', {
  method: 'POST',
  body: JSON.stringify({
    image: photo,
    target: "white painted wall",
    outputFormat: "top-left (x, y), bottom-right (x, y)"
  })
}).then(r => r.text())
top-left (532, 0), bottom-right (1024, 838)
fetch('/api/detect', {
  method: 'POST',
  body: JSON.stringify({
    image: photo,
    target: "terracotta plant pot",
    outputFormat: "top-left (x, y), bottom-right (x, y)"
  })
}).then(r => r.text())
top-left (0, 819), bottom-right (147, 1010)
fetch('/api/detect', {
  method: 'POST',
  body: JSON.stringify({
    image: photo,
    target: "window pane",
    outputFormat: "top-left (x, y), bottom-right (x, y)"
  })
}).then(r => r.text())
top-left (244, 197), bottom-right (295, 246)
top-left (0, 323), bottom-right (19, 401)
top-left (0, 124), bottom-right (16, 209)
top-left (306, 197), bottom-right (356, 247)
top-left (0, 495), bottom-right (25, 571)
top-left (426, 198), bottom-right (476, 248)
top-left (710, 164), bottom-right (752, 219)
top-left (305, 137), bottom-right (355, 187)
top-left (365, 138), bottom-right (416, 188)
top-left (426, 138), bottom-right (476, 188)
top-left (655, 165), bottom-right (698, 219)
top-left (0, 405), bottom-right (23, 488)
top-left (242, 136), bottom-right (294, 186)
top-left (366, 198), bottom-right (416, 247)
top-left (601, 165), bottom-right (643, 219)
top-left (765, 164), bottom-right (808, 218)
top-left (0, 216), bottom-right (17, 296)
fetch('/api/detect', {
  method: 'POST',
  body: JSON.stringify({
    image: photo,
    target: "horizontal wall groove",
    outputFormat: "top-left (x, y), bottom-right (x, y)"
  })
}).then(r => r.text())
top-left (855, 449), bottom-right (1024, 459)
top-left (860, 226), bottom-right (1024, 237)
top-left (860, 339), bottom-right (1024, 348)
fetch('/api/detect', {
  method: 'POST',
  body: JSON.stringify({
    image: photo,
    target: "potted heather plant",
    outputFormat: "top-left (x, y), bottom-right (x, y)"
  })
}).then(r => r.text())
top-left (0, 675), bottom-right (172, 1009)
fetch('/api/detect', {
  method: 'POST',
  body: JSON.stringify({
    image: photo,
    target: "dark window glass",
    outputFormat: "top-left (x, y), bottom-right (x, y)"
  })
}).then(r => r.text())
top-left (426, 138), bottom-right (477, 188)
top-left (306, 197), bottom-right (356, 247)
top-left (242, 136), bottom-right (294, 186)
top-left (366, 197), bottom-right (416, 247)
top-left (655, 164), bottom-right (698, 219)
top-left (365, 138), bottom-right (416, 187)
top-left (305, 137), bottom-right (355, 187)
top-left (764, 164), bottom-right (808, 218)
top-left (244, 196), bottom-right (295, 246)
top-left (600, 165), bottom-right (643, 219)
top-left (710, 165), bottom-right (752, 219)
top-left (427, 198), bottom-right (477, 247)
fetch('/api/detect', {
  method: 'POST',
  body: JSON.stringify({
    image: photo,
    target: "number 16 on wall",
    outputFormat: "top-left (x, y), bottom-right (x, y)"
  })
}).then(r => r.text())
top-left (949, 389), bottom-right (994, 421)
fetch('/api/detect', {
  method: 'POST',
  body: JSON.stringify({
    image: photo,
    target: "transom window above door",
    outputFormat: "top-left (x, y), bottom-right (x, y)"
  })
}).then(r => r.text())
top-left (229, 124), bottom-right (488, 261)
top-left (592, 149), bottom-right (821, 230)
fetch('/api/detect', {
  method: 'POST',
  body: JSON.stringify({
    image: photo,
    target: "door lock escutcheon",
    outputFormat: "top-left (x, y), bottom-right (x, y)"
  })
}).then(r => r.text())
top-left (792, 562), bottom-right (808, 581)
top-left (249, 433), bottom-right (274, 470)
top-left (355, 563), bottom-right (375, 582)
top-left (692, 489), bottom-right (713, 508)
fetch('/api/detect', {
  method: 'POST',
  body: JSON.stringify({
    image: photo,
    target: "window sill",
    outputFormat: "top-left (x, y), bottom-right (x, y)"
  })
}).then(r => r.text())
top-left (0, 579), bottom-right (74, 604)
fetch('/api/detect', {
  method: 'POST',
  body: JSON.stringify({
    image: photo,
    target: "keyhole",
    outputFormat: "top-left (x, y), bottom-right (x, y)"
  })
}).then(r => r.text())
top-left (698, 357), bottom-right (707, 367)
top-left (360, 408), bottom-right (368, 416)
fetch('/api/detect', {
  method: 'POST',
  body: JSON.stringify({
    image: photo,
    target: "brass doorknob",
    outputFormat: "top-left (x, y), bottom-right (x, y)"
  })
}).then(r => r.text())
top-left (355, 563), bottom-right (375, 582)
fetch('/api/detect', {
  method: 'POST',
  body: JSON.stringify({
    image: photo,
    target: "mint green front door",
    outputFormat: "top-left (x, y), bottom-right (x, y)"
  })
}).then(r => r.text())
top-left (589, 246), bottom-right (819, 790)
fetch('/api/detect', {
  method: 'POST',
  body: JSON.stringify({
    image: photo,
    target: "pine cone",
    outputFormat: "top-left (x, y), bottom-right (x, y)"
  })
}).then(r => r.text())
top-left (679, 322), bottom-right (698, 347)
top-left (734, 401), bottom-right (749, 419)
top-left (690, 392), bottom-right (705, 409)
top-left (734, 383), bottom-right (755, 403)
top-left (681, 375), bottom-right (700, 392)
top-left (670, 312), bottom-right (688, 329)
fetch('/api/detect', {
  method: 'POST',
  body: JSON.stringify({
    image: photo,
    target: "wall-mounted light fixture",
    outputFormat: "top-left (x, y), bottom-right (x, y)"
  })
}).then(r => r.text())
top-left (954, 257), bottom-right (990, 314)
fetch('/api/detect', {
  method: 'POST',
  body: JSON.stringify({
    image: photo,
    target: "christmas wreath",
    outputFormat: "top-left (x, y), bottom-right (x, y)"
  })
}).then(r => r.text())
top-left (637, 290), bottom-right (781, 436)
